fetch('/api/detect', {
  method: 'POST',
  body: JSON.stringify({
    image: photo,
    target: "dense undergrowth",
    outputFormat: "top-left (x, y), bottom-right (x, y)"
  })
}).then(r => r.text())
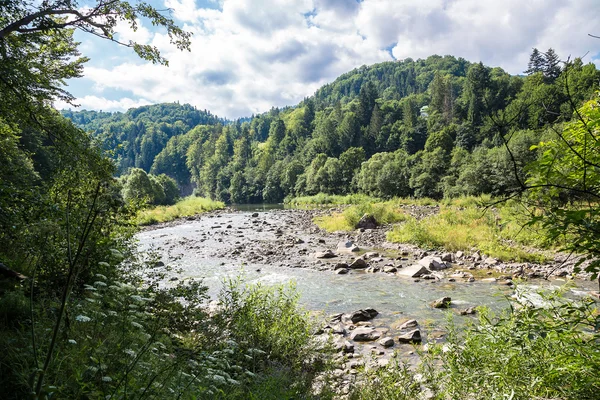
top-left (136, 196), bottom-right (225, 225)
top-left (0, 267), bottom-right (332, 399)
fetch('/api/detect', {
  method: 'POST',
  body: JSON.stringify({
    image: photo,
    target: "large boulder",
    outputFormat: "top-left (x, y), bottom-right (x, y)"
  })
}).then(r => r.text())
top-left (349, 258), bottom-right (368, 269)
top-left (397, 264), bottom-right (430, 278)
top-left (397, 329), bottom-right (422, 344)
top-left (350, 327), bottom-right (382, 341)
top-left (418, 256), bottom-right (449, 271)
top-left (346, 308), bottom-right (379, 323)
top-left (356, 214), bottom-right (378, 229)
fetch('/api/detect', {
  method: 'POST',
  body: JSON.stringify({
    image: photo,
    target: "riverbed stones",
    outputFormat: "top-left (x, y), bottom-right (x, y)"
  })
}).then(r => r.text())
top-left (441, 252), bottom-right (454, 262)
top-left (431, 297), bottom-right (452, 308)
top-left (397, 329), bottom-right (422, 344)
top-left (378, 337), bottom-right (395, 348)
top-left (334, 263), bottom-right (349, 270)
top-left (350, 327), bottom-right (382, 341)
top-left (335, 268), bottom-right (349, 274)
top-left (397, 264), bottom-right (430, 278)
top-left (460, 307), bottom-right (477, 315)
top-left (382, 265), bottom-right (397, 273)
top-left (251, 212), bottom-right (259, 217)
top-left (315, 250), bottom-right (336, 259)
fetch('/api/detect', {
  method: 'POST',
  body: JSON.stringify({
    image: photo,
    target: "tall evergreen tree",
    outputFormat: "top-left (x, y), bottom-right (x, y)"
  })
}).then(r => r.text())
top-left (525, 48), bottom-right (545, 74)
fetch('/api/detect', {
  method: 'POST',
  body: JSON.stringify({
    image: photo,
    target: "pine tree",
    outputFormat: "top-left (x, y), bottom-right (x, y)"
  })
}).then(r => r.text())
top-left (543, 48), bottom-right (561, 81)
top-left (525, 48), bottom-right (545, 75)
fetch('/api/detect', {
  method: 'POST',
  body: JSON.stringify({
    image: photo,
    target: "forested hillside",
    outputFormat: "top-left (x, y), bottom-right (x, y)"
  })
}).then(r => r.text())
top-left (66, 52), bottom-right (599, 203)
top-left (62, 103), bottom-right (225, 191)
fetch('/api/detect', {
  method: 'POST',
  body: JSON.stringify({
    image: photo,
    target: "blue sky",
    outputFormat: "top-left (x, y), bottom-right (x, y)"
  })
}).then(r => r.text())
top-left (57, 0), bottom-right (600, 119)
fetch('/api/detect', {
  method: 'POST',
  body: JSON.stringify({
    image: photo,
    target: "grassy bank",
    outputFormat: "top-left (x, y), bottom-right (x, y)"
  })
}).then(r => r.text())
top-left (137, 195), bottom-right (225, 225)
top-left (387, 200), bottom-right (551, 263)
top-left (307, 193), bottom-right (554, 263)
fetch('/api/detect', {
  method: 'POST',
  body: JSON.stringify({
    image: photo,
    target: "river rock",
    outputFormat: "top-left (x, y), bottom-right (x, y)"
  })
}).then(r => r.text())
top-left (383, 265), bottom-right (397, 273)
top-left (347, 308), bottom-right (379, 323)
top-left (397, 264), bottom-right (430, 278)
top-left (378, 337), bottom-right (395, 348)
top-left (397, 329), bottom-right (422, 344)
top-left (431, 297), bottom-right (452, 308)
top-left (343, 340), bottom-right (354, 353)
top-left (460, 307), bottom-right (477, 315)
top-left (365, 266), bottom-right (379, 273)
top-left (362, 251), bottom-right (380, 259)
top-left (418, 256), bottom-right (448, 271)
top-left (350, 327), bottom-right (382, 341)
top-left (441, 252), bottom-right (454, 262)
top-left (456, 250), bottom-right (464, 259)
top-left (398, 319), bottom-right (419, 330)
top-left (356, 214), bottom-right (378, 229)
top-left (251, 212), bottom-right (259, 217)
top-left (315, 250), bottom-right (336, 259)
top-left (337, 241), bottom-right (360, 253)
top-left (335, 268), bottom-right (349, 275)
top-left (334, 263), bottom-right (349, 270)
top-left (349, 258), bottom-right (368, 269)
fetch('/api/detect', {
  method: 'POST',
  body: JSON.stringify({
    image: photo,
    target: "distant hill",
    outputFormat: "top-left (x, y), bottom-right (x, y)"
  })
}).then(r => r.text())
top-left (64, 53), bottom-right (599, 202)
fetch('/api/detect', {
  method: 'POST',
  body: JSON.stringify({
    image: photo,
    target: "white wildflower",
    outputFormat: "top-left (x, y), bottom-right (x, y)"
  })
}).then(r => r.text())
top-left (227, 378), bottom-right (240, 386)
top-left (75, 315), bottom-right (91, 322)
top-left (101, 376), bottom-right (113, 382)
top-left (210, 375), bottom-right (226, 384)
top-left (124, 349), bottom-right (136, 357)
top-left (107, 311), bottom-right (117, 316)
top-left (83, 285), bottom-right (96, 291)
top-left (68, 339), bottom-right (77, 345)
top-left (94, 281), bottom-right (107, 287)
top-left (95, 273), bottom-right (108, 280)
top-left (130, 295), bottom-right (143, 302)
top-left (131, 321), bottom-right (143, 329)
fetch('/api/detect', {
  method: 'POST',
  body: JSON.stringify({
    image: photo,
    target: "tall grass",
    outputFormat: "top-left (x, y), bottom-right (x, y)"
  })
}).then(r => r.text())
top-left (387, 204), bottom-right (549, 263)
top-left (286, 193), bottom-right (381, 207)
top-left (137, 196), bottom-right (225, 225)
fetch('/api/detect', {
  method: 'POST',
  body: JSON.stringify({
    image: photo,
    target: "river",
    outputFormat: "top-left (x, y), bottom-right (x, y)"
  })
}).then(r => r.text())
top-left (136, 207), bottom-right (597, 338)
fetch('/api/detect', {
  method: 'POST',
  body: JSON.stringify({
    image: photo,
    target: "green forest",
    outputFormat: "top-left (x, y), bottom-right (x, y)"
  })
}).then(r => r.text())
top-left (2, 1), bottom-right (600, 399)
top-left (65, 52), bottom-right (599, 204)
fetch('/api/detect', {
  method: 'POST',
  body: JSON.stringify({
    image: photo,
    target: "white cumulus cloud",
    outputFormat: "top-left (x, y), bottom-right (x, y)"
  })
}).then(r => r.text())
top-left (63, 0), bottom-right (600, 119)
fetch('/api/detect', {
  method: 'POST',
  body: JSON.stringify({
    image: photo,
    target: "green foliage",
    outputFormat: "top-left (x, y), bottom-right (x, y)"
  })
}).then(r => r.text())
top-left (525, 96), bottom-right (600, 279)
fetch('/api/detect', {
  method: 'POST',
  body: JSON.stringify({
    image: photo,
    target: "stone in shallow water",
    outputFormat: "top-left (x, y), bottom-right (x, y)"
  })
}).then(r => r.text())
top-left (431, 297), bottom-right (451, 308)
top-left (396, 264), bottom-right (430, 278)
top-left (378, 337), bottom-right (395, 348)
top-left (397, 329), bottom-right (422, 344)
top-left (350, 327), bottom-right (382, 341)
top-left (346, 308), bottom-right (379, 323)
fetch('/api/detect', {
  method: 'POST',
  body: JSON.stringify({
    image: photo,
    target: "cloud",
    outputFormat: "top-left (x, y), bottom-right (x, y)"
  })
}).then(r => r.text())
top-left (61, 0), bottom-right (600, 119)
